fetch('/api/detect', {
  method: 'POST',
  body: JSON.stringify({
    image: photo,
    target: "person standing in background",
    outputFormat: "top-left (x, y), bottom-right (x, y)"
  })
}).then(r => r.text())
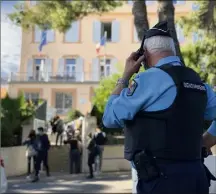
top-left (55, 116), bottom-right (64, 146)
top-left (86, 133), bottom-right (99, 179)
top-left (23, 129), bottom-right (38, 180)
top-left (93, 125), bottom-right (107, 173)
top-left (64, 130), bottom-right (82, 174)
top-left (32, 127), bottom-right (50, 182)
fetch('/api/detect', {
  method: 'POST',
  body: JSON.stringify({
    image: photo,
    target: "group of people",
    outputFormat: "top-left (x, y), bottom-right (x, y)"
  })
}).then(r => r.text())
top-left (24, 115), bottom-right (107, 182)
top-left (23, 127), bottom-right (50, 182)
top-left (64, 122), bottom-right (107, 179)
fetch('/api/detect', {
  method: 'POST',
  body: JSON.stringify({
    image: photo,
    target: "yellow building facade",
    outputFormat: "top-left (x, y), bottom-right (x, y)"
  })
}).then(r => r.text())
top-left (8, 0), bottom-right (198, 116)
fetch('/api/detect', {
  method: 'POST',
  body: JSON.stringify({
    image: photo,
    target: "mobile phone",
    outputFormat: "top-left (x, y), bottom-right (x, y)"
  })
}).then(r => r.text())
top-left (133, 35), bottom-right (145, 61)
top-left (133, 34), bottom-right (150, 71)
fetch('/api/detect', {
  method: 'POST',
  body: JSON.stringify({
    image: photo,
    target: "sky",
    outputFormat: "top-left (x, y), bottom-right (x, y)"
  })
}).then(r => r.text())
top-left (1, 1), bottom-right (21, 78)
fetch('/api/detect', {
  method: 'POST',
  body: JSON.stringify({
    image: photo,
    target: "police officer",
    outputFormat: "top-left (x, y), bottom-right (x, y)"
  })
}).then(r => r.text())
top-left (102, 21), bottom-right (216, 194)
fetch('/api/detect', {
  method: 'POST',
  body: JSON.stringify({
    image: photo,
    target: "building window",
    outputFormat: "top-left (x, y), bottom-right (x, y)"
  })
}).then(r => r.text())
top-left (146, 1), bottom-right (155, 5)
top-left (55, 92), bottom-right (72, 114)
top-left (24, 92), bottom-right (39, 104)
top-left (173, 0), bottom-right (185, 5)
top-left (34, 26), bottom-right (55, 43)
top-left (101, 22), bottom-right (112, 42)
top-left (93, 20), bottom-right (120, 43)
top-left (65, 58), bottom-right (76, 79)
top-left (99, 58), bottom-right (111, 78)
top-left (64, 21), bottom-right (80, 43)
top-left (33, 58), bottom-right (45, 80)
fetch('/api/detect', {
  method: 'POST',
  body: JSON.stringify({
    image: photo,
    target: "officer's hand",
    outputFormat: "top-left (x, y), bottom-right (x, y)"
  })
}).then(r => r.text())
top-left (123, 52), bottom-right (145, 80)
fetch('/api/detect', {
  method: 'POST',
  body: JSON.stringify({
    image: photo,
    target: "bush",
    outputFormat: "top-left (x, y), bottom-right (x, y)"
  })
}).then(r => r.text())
top-left (1, 92), bottom-right (35, 147)
top-left (66, 109), bottom-right (84, 122)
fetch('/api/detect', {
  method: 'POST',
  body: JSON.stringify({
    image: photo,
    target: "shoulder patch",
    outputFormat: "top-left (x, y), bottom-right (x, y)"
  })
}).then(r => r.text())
top-left (127, 80), bottom-right (138, 96)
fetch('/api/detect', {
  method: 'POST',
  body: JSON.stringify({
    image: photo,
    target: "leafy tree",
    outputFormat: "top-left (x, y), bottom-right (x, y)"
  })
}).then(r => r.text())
top-left (66, 109), bottom-right (84, 122)
top-left (178, 1), bottom-right (216, 39)
top-left (1, 92), bottom-right (35, 147)
top-left (93, 73), bottom-right (121, 114)
top-left (181, 37), bottom-right (216, 85)
top-left (178, 1), bottom-right (216, 86)
top-left (8, 0), bottom-right (123, 32)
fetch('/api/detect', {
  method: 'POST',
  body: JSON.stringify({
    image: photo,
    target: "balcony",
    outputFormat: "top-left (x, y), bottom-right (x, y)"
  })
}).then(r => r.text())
top-left (9, 72), bottom-right (101, 83)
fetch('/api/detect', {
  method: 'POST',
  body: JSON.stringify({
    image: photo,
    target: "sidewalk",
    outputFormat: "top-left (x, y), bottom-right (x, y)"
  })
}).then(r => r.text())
top-left (7, 171), bottom-right (132, 193)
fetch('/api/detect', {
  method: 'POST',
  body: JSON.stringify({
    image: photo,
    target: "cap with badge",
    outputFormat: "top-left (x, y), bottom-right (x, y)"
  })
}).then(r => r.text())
top-left (134, 21), bottom-right (173, 69)
top-left (145, 21), bottom-right (172, 39)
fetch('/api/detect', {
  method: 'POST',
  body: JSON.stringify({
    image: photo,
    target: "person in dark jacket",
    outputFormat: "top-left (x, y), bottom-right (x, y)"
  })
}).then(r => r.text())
top-left (55, 116), bottom-right (64, 146)
top-left (64, 130), bottom-right (82, 174)
top-left (86, 133), bottom-right (99, 179)
top-left (32, 127), bottom-right (50, 182)
top-left (93, 126), bottom-right (107, 173)
top-left (23, 129), bottom-right (38, 179)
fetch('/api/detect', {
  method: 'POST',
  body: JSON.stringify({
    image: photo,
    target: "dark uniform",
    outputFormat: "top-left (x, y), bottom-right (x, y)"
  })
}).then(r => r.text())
top-left (102, 22), bottom-right (216, 194)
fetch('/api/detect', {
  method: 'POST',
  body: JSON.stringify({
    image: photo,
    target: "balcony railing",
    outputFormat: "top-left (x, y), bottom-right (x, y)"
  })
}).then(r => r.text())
top-left (56, 108), bottom-right (71, 115)
top-left (9, 72), bottom-right (102, 83)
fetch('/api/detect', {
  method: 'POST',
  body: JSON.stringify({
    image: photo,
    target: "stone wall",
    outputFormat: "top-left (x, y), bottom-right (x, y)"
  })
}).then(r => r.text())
top-left (2, 145), bottom-right (216, 177)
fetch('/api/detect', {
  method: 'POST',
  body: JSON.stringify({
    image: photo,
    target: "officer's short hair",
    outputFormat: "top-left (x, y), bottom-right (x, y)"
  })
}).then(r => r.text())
top-left (144, 36), bottom-right (176, 55)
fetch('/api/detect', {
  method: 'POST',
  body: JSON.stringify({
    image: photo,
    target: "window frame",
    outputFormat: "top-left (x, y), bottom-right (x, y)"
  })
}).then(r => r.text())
top-left (99, 58), bottom-right (111, 78)
top-left (33, 26), bottom-right (55, 43)
top-left (24, 92), bottom-right (40, 100)
top-left (55, 92), bottom-right (73, 114)
top-left (65, 58), bottom-right (77, 78)
top-left (101, 22), bottom-right (112, 42)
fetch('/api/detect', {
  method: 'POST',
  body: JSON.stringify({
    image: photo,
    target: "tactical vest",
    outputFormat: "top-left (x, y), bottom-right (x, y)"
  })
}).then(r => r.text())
top-left (124, 64), bottom-right (207, 161)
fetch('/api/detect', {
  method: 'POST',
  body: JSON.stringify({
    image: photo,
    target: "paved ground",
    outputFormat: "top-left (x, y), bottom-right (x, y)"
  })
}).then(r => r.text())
top-left (7, 172), bottom-right (132, 193)
top-left (6, 156), bottom-right (216, 193)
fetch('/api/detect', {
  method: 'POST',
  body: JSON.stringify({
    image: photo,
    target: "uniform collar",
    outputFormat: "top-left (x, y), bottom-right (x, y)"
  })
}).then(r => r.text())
top-left (155, 56), bottom-right (182, 67)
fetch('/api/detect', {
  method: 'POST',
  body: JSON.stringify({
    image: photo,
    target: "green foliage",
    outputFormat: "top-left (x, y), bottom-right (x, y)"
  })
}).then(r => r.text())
top-left (93, 73), bottom-right (121, 113)
top-left (67, 109), bottom-right (84, 122)
top-left (178, 1), bottom-right (216, 39)
top-left (181, 37), bottom-right (216, 85)
top-left (8, 0), bottom-right (123, 33)
top-left (1, 92), bottom-right (35, 147)
top-left (178, 1), bottom-right (216, 86)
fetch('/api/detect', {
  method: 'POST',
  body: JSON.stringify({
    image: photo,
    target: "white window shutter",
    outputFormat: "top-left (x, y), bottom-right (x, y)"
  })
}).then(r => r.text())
top-left (65, 21), bottom-right (80, 43)
top-left (47, 30), bottom-right (55, 42)
top-left (111, 20), bottom-right (120, 43)
top-left (92, 58), bottom-right (100, 81)
top-left (111, 58), bottom-right (118, 74)
top-left (34, 26), bottom-right (41, 42)
top-left (45, 58), bottom-right (53, 81)
top-left (76, 57), bottom-right (84, 82)
top-left (27, 59), bottom-right (33, 80)
top-left (93, 21), bottom-right (101, 43)
top-left (58, 58), bottom-right (65, 76)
